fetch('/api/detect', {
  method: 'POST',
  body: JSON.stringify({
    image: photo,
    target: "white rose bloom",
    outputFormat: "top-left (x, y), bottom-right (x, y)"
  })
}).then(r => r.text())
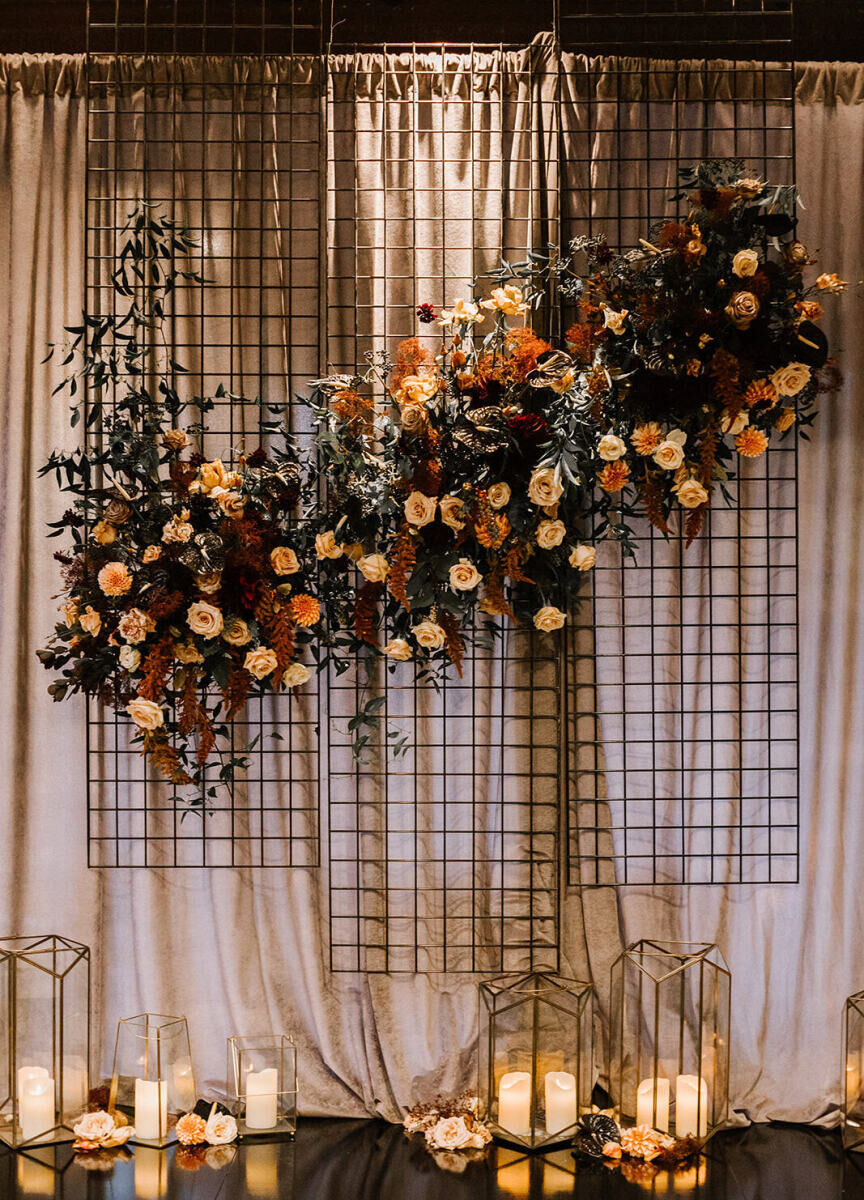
top-left (412, 620), bottom-right (447, 650)
top-left (732, 249), bottom-right (759, 277)
top-left (438, 298), bottom-right (482, 326)
top-left (404, 491), bottom-right (438, 527)
top-left (449, 558), bottom-right (482, 591)
top-left (653, 440), bottom-right (686, 471)
top-left (676, 478), bottom-right (710, 509)
top-left (720, 409), bottom-right (749, 436)
top-left (187, 601), bottom-right (224, 640)
top-left (119, 645), bottom-right (141, 672)
top-left (771, 362), bottom-right (811, 397)
top-left (384, 638), bottom-right (413, 661)
top-left (597, 432), bottom-right (627, 461)
top-left (569, 544), bottom-right (596, 571)
top-left (283, 662), bottom-right (312, 688)
top-left (126, 698), bottom-right (164, 731)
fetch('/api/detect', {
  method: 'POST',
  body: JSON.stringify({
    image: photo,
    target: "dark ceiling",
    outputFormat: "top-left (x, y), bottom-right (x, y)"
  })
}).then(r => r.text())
top-left (0, 0), bottom-right (862, 60)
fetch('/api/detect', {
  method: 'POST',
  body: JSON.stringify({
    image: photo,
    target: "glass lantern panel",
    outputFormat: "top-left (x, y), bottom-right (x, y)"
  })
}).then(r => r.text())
top-left (111, 1014), bottom-right (194, 1146)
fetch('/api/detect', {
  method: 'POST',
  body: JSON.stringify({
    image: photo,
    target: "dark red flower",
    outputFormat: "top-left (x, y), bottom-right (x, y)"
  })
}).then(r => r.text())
top-left (246, 446), bottom-right (268, 467)
top-left (507, 412), bottom-right (549, 447)
top-left (416, 303), bottom-right (437, 324)
top-left (188, 451), bottom-right (206, 467)
top-left (593, 238), bottom-right (613, 265)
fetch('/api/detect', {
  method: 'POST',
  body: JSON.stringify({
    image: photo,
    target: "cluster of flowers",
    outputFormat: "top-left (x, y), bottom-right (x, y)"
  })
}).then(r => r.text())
top-left (559, 159), bottom-right (844, 542)
top-left (72, 1109), bottom-right (135, 1152)
top-left (175, 1105), bottom-right (238, 1147)
top-left (403, 1093), bottom-right (492, 1172)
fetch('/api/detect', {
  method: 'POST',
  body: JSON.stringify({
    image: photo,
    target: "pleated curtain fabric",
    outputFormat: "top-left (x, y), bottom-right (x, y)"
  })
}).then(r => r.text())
top-left (1, 48), bottom-right (862, 1123)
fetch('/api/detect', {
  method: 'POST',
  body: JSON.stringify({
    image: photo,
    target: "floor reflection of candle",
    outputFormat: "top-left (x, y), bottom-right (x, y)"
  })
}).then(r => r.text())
top-left (134, 1145), bottom-right (167, 1199)
top-left (16, 1156), bottom-right (55, 1197)
top-left (498, 1071), bottom-right (532, 1135)
top-left (496, 1156), bottom-right (531, 1198)
top-left (245, 1142), bottom-right (279, 1197)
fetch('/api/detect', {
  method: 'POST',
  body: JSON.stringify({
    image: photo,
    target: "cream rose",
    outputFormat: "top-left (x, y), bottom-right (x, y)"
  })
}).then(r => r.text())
top-left (384, 638), bottom-right (413, 661)
top-left (725, 291), bottom-right (760, 329)
top-left (720, 409), bottom-right (749, 436)
top-left (196, 571), bottom-right (221, 594)
top-left (282, 662), bottom-right (312, 688)
top-left (72, 1111), bottom-right (132, 1148)
top-left (400, 403), bottom-right (427, 434)
top-left (736, 177), bottom-right (764, 198)
top-left (480, 284), bottom-right (529, 317)
top-left (449, 558), bottom-right (482, 591)
top-left (142, 545), bottom-right (161, 564)
top-left (315, 530), bottom-right (344, 560)
top-left (676, 478), bottom-right (710, 509)
top-left (569, 544), bottom-right (596, 571)
top-left (404, 491), bottom-right (437, 527)
top-left (533, 606), bottom-right (566, 632)
top-left (271, 546), bottom-right (301, 575)
top-left (119, 645), bottom-right (141, 672)
top-left (597, 432), bottom-right (627, 461)
top-left (426, 1116), bottom-right (483, 1152)
top-left (528, 467), bottom-right (563, 507)
top-left (487, 482), bottom-right (511, 509)
top-left (601, 304), bottom-right (629, 335)
top-left (61, 599), bottom-right (79, 628)
top-left (438, 298), bottom-right (482, 326)
top-left (771, 362), bottom-right (811, 397)
top-left (412, 620), bottom-right (446, 650)
top-left (79, 607), bottom-right (102, 637)
top-left (214, 489), bottom-right (245, 519)
top-left (117, 608), bottom-right (152, 644)
top-left (92, 520), bottom-right (117, 546)
top-left (223, 618), bottom-right (251, 646)
top-left (439, 495), bottom-right (466, 531)
top-left (732, 249), bottom-right (759, 277)
top-left (358, 554), bottom-right (390, 583)
top-left (204, 1112), bottom-right (238, 1146)
top-left (175, 641), bottom-right (204, 664)
top-left (397, 374), bottom-right (437, 404)
top-left (187, 600), bottom-right (224, 640)
top-left (161, 428), bottom-right (189, 451)
top-left (243, 646), bottom-right (279, 680)
top-left (653, 439), bottom-right (686, 470)
top-left (126, 698), bottom-right (164, 731)
top-left (536, 519), bottom-right (566, 549)
top-left (162, 513), bottom-right (194, 543)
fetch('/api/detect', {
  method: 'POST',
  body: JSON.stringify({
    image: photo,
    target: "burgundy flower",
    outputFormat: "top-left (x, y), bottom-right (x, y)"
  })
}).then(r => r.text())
top-left (188, 451), bottom-right (206, 467)
top-left (507, 412), bottom-right (549, 447)
top-left (416, 303), bottom-right (437, 324)
top-left (246, 446), bottom-right (268, 467)
top-left (593, 239), bottom-right (613, 265)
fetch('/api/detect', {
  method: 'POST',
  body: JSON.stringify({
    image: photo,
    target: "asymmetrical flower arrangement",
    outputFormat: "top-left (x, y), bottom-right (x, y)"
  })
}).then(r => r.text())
top-left (38, 163), bottom-right (846, 782)
top-left (403, 1094), bottom-right (492, 1171)
top-left (556, 159), bottom-right (845, 543)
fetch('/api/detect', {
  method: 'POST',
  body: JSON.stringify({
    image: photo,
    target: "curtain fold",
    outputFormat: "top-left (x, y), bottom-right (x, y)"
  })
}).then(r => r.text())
top-left (2, 50), bottom-right (863, 1123)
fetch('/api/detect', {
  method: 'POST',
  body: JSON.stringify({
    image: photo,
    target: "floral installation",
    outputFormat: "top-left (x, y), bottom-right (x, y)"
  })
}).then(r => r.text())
top-left (72, 1108), bottom-right (135, 1152)
top-left (37, 206), bottom-right (319, 791)
top-left (573, 1112), bottom-right (704, 1181)
top-left (403, 1093), bottom-right (492, 1167)
top-left (554, 159), bottom-right (845, 544)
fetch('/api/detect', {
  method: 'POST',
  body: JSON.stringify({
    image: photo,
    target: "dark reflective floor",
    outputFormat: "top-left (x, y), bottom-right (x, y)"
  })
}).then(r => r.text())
top-left (2, 1120), bottom-right (864, 1199)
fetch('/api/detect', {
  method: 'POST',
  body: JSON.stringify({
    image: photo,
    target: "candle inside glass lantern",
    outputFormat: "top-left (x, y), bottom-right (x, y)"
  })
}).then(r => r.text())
top-left (134, 1078), bottom-right (168, 1141)
top-left (245, 1067), bottom-right (278, 1130)
top-left (498, 1072), bottom-right (532, 1135)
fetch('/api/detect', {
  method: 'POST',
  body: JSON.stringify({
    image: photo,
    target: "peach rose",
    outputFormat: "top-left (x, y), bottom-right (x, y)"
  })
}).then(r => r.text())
top-left (315, 530), bottom-right (344, 560)
top-left (61, 599), bottom-right (80, 628)
top-left (533, 606), bottom-right (566, 632)
top-left (282, 662), bottom-right (312, 688)
top-left (771, 362), bottom-right (811, 397)
top-left (98, 562), bottom-right (133, 597)
top-left (725, 291), bottom-right (760, 329)
top-left (785, 241), bottom-right (811, 266)
top-left (213, 489), bottom-right (245, 519)
top-left (412, 620), bottom-right (446, 650)
top-left (223, 618), bottom-right (251, 646)
top-left (162, 512), bottom-right (194, 543)
top-left (117, 608), bottom-right (153, 644)
top-left (404, 491), bottom-right (438, 527)
top-left (271, 546), bottom-right (301, 575)
top-left (816, 272), bottom-right (847, 293)
top-left (397, 374), bottom-right (437, 405)
top-left (198, 459), bottom-right (229, 491)
top-left (92, 520), bottom-right (117, 546)
top-left (487, 482), bottom-right (511, 509)
top-left (653, 439), bottom-right (686, 471)
top-left (243, 646), bottom-right (279, 680)
top-left (438, 298), bottom-right (482, 326)
top-left (425, 1115), bottom-right (485, 1151)
top-left (480, 284), bottom-right (529, 317)
top-left (439, 495), bottom-right (466, 531)
top-left (597, 433), bottom-right (627, 462)
top-left (449, 558), bottom-right (482, 591)
top-left (528, 467), bottom-right (563, 507)
top-left (732, 249), bottom-right (759, 277)
top-left (79, 607), bottom-right (102, 637)
top-left (676, 478), bottom-right (709, 508)
top-left (161, 428), bottom-right (189, 451)
top-left (119, 645), bottom-right (141, 671)
top-left (175, 641), bottom-right (204, 664)
top-left (358, 554), bottom-right (389, 583)
top-left (384, 638), bottom-right (413, 661)
top-left (536, 519), bottom-right (566, 549)
top-left (196, 571), bottom-right (221, 594)
top-left (126, 698), bottom-right (164, 731)
top-left (569, 544), bottom-right (596, 571)
top-left (400, 403), bottom-right (428, 434)
top-left (187, 601), bottom-right (224, 639)
top-left (142, 545), bottom-right (162, 564)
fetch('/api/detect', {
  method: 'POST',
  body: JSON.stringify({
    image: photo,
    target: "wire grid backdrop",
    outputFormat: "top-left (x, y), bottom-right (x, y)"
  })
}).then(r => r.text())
top-left (559, 5), bottom-right (800, 884)
top-left (84, 0), bottom-right (326, 867)
top-left (325, 41), bottom-right (564, 972)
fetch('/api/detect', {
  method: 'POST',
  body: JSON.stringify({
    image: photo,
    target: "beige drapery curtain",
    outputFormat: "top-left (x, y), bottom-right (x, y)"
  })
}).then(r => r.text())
top-left (1, 50), bottom-right (862, 1122)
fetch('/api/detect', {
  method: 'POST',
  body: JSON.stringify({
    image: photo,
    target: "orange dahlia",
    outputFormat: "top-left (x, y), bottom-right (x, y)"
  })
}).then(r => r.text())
top-left (743, 380), bottom-right (777, 409)
top-left (176, 1112), bottom-right (207, 1146)
top-left (597, 461), bottom-right (630, 492)
top-left (735, 427), bottom-right (769, 458)
top-left (289, 593), bottom-right (320, 627)
top-left (630, 423), bottom-right (662, 456)
top-left (97, 561), bottom-right (133, 597)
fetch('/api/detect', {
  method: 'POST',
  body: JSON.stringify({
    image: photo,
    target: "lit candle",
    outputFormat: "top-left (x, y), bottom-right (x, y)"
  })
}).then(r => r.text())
top-left (134, 1078), bottom-right (168, 1142)
top-left (675, 1074), bottom-right (708, 1138)
top-left (245, 1067), bottom-right (279, 1130)
top-left (544, 1071), bottom-right (577, 1135)
top-left (636, 1076), bottom-right (670, 1132)
top-left (498, 1071), bottom-right (532, 1135)
top-left (19, 1071), bottom-right (55, 1142)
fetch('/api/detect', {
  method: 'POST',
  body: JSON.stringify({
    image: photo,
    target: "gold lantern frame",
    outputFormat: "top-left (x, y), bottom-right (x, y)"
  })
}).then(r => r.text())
top-left (109, 1013), bottom-right (195, 1148)
top-left (843, 989), bottom-right (864, 1152)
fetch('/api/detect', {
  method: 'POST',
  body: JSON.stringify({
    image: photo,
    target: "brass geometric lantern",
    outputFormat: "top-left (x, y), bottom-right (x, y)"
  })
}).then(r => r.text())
top-left (0, 935), bottom-right (91, 1148)
top-left (228, 1034), bottom-right (298, 1137)
top-left (478, 971), bottom-right (594, 1151)
top-left (843, 989), bottom-right (864, 1152)
top-left (609, 941), bottom-right (730, 1140)
top-left (109, 1013), bottom-right (195, 1147)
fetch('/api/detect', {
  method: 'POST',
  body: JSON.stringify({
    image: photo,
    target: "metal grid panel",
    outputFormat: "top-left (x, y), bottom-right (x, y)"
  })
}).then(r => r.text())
top-left (84, 0), bottom-right (325, 866)
top-left (560, 4), bottom-right (799, 884)
top-left (325, 43), bottom-right (562, 971)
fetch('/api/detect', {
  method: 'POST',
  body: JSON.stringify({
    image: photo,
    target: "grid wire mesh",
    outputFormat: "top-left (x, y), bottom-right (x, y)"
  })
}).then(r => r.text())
top-left (84, 0), bottom-right (325, 867)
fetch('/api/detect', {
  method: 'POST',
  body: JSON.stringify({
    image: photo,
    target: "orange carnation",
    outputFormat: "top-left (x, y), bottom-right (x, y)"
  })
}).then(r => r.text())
top-left (597, 461), bottom-right (630, 493)
top-left (289, 594), bottom-right (320, 627)
top-left (743, 380), bottom-right (777, 409)
top-left (735, 427), bottom-right (769, 458)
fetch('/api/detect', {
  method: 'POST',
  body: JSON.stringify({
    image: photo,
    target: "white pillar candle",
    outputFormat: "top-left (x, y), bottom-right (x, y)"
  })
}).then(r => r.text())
top-left (544, 1070), bottom-right (577, 1135)
top-left (675, 1074), bottom-right (709, 1138)
top-left (636, 1076), bottom-right (670, 1132)
top-left (134, 1078), bottom-right (168, 1142)
top-left (245, 1067), bottom-right (279, 1130)
top-left (19, 1072), bottom-right (55, 1142)
top-left (498, 1071), bottom-right (532, 1135)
